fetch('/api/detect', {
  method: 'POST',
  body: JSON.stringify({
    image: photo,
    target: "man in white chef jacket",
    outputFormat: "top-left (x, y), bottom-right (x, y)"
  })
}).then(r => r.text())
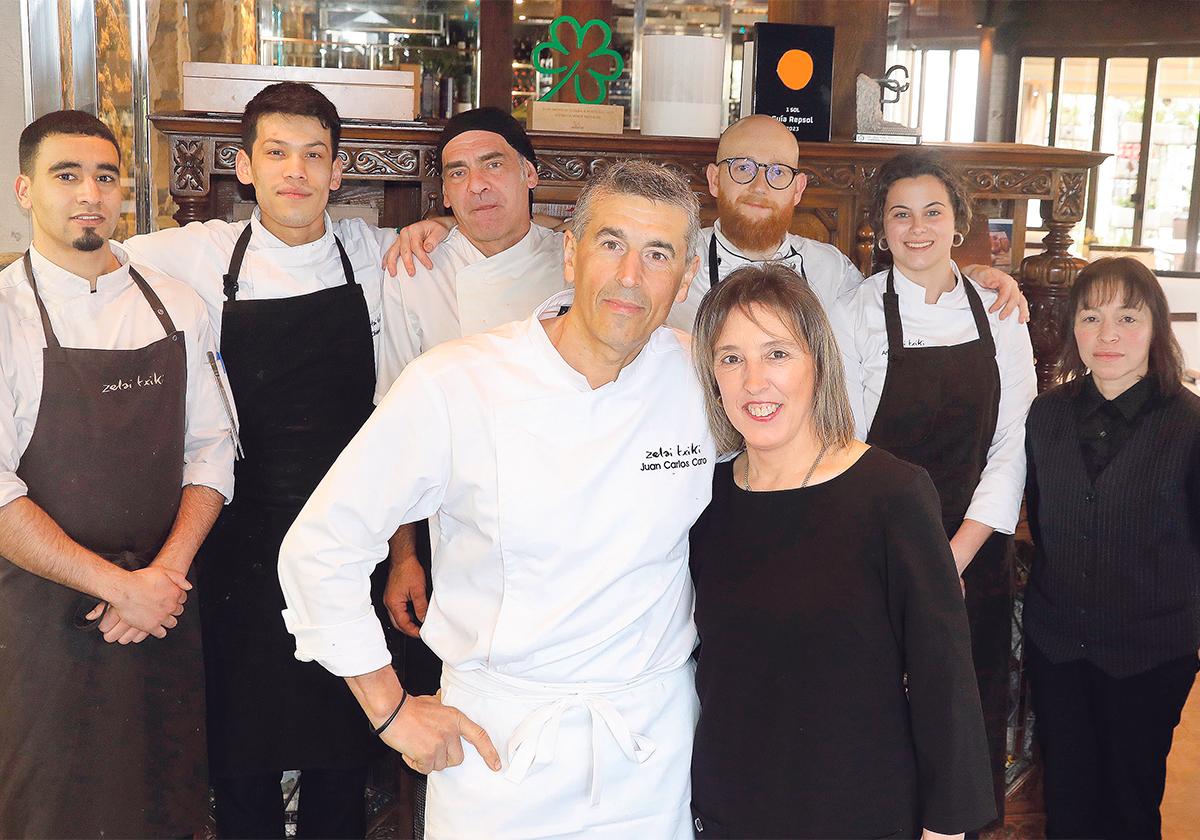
top-left (386, 114), bottom-right (1026, 331)
top-left (373, 108), bottom-right (565, 662)
top-left (278, 160), bottom-right (713, 840)
top-left (373, 106), bottom-right (565, 398)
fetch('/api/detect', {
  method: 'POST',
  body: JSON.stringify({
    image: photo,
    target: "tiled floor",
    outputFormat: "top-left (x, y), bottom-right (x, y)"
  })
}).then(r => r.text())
top-left (1163, 676), bottom-right (1200, 838)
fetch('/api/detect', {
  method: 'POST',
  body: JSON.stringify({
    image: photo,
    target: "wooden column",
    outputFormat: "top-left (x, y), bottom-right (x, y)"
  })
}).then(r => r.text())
top-left (1021, 170), bottom-right (1091, 392)
top-left (478, 0), bottom-right (514, 111)
top-left (767, 0), bottom-right (889, 139)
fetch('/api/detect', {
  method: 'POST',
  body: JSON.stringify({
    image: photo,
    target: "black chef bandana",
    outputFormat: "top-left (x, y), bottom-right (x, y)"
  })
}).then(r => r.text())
top-left (435, 107), bottom-right (538, 172)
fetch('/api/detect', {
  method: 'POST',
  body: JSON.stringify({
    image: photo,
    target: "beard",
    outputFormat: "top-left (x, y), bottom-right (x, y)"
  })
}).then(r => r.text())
top-left (71, 229), bottom-right (105, 252)
top-left (717, 191), bottom-right (793, 256)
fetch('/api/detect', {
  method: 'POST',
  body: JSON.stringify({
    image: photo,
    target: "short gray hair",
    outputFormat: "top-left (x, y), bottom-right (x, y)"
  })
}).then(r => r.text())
top-left (692, 263), bottom-right (855, 455)
top-left (572, 160), bottom-right (701, 262)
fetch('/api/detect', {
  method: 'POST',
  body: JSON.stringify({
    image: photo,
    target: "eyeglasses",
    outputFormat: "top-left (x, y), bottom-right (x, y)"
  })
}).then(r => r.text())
top-left (718, 157), bottom-right (802, 190)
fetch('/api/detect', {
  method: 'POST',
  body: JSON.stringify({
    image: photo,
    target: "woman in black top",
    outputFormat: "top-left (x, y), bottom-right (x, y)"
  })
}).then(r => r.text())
top-left (1024, 257), bottom-right (1200, 839)
top-left (688, 264), bottom-right (995, 839)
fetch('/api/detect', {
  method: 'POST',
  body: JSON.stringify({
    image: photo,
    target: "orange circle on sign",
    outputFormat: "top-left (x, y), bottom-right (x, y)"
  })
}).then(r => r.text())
top-left (776, 49), bottom-right (814, 91)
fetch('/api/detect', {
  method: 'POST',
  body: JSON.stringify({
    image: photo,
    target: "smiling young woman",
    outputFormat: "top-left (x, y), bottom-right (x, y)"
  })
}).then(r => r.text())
top-left (1024, 257), bottom-right (1200, 838)
top-left (841, 152), bottom-right (1038, 826)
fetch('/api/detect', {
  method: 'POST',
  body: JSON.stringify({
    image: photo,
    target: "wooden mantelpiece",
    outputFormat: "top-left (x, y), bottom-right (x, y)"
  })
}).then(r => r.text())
top-left (151, 111), bottom-right (1106, 393)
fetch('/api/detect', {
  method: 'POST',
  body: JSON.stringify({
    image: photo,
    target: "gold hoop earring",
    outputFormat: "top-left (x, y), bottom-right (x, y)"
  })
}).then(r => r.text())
top-left (877, 238), bottom-right (889, 252)
top-left (952, 232), bottom-right (965, 247)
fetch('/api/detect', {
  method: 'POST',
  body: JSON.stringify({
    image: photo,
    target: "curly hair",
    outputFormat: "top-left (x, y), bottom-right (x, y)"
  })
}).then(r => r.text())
top-left (868, 151), bottom-right (973, 239)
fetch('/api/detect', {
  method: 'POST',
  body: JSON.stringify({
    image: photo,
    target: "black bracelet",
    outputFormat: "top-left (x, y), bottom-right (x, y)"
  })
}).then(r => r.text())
top-left (371, 689), bottom-right (408, 737)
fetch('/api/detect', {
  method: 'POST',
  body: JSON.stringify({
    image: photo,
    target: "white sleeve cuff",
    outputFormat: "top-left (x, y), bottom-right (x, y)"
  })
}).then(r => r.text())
top-left (963, 499), bottom-right (1017, 536)
top-left (0, 475), bottom-right (27, 510)
top-left (282, 608), bottom-right (393, 678)
top-left (182, 461), bottom-right (235, 504)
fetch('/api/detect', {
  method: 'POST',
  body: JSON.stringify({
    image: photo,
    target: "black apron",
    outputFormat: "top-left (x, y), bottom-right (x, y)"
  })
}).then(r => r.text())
top-left (707, 232), bottom-right (807, 290)
top-left (865, 268), bottom-right (1012, 821)
top-left (0, 253), bottom-right (204, 838)
top-left (197, 225), bottom-right (379, 776)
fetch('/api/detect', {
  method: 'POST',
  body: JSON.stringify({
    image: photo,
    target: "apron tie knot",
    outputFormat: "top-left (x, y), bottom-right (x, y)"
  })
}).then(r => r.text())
top-left (504, 693), bottom-right (656, 806)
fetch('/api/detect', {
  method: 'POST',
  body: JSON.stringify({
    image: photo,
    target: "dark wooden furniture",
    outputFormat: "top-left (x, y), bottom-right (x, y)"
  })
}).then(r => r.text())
top-left (150, 112), bottom-right (1106, 837)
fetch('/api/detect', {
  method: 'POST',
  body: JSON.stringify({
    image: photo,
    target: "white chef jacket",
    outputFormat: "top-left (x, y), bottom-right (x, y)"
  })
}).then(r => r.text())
top-left (846, 264), bottom-right (1037, 534)
top-left (279, 289), bottom-right (715, 683)
top-left (122, 210), bottom-right (396, 354)
top-left (0, 244), bottom-right (236, 508)
top-left (669, 220), bottom-right (868, 335)
top-left (375, 222), bottom-right (566, 400)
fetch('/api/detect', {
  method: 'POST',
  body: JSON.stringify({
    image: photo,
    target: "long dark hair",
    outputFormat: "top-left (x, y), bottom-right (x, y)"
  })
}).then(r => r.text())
top-left (1057, 257), bottom-right (1183, 396)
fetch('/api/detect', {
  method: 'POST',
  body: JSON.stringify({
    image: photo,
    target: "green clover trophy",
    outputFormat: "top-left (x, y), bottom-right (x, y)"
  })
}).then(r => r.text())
top-left (528, 15), bottom-right (626, 134)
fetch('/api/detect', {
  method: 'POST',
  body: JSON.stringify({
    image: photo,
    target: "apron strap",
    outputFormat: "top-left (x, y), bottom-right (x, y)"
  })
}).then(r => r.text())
top-left (881, 267), bottom-right (905, 353)
top-left (222, 225), bottom-right (356, 301)
top-left (22, 251), bottom-right (61, 351)
top-left (222, 224), bottom-right (254, 302)
top-left (961, 274), bottom-right (997, 356)
top-left (24, 251), bottom-right (180, 346)
top-left (708, 232), bottom-right (720, 290)
top-left (708, 233), bottom-right (807, 288)
top-left (334, 236), bottom-right (357, 286)
top-left (129, 267), bottom-right (179, 337)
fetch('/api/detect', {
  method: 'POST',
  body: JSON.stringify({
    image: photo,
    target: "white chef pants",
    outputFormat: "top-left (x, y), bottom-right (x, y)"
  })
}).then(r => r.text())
top-left (426, 660), bottom-right (698, 840)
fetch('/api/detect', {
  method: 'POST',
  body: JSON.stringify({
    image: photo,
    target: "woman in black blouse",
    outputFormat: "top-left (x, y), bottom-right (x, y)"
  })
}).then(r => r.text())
top-left (688, 263), bottom-right (995, 839)
top-left (1024, 257), bottom-right (1200, 839)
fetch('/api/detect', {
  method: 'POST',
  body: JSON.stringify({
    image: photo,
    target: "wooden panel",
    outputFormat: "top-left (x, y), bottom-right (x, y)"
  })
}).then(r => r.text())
top-left (478, 0), bottom-right (514, 110)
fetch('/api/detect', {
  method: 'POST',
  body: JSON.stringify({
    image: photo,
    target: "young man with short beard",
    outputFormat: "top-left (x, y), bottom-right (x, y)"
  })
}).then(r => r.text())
top-left (0, 110), bottom-right (234, 838)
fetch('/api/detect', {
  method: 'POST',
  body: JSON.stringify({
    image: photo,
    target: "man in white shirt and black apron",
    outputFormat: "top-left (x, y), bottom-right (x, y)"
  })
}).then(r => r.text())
top-left (0, 111), bottom-right (234, 838)
top-left (121, 84), bottom-right (395, 838)
top-left (278, 160), bottom-right (714, 839)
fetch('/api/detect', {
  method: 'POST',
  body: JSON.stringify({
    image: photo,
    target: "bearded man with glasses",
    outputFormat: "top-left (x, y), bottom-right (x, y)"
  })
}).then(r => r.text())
top-left (690, 114), bottom-right (1027, 336)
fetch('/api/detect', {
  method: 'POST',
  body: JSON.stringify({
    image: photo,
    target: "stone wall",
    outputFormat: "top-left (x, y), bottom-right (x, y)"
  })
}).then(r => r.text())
top-left (93, 0), bottom-right (256, 235)
top-left (0, 1), bottom-right (30, 251)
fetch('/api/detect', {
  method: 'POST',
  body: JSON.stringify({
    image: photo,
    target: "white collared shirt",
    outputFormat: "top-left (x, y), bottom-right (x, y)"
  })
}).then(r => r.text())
top-left (122, 210), bottom-right (397, 353)
top-left (845, 263), bottom-right (1037, 534)
top-left (375, 222), bottom-right (566, 400)
top-left (0, 244), bottom-right (236, 508)
top-left (668, 221), bottom-right (868, 334)
top-left (279, 290), bottom-right (715, 681)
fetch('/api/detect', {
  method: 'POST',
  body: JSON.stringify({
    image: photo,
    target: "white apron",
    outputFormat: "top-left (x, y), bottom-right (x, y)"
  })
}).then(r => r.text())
top-left (428, 661), bottom-right (698, 840)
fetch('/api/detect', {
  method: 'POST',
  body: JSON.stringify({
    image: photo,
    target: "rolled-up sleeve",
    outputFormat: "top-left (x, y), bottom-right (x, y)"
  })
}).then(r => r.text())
top-left (0, 350), bottom-right (27, 509)
top-left (182, 298), bottom-right (236, 501)
top-left (279, 364), bottom-right (451, 677)
top-left (964, 314), bottom-right (1037, 534)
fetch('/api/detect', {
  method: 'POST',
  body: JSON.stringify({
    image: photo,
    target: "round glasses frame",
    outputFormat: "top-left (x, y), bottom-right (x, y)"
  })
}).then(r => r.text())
top-left (718, 157), bottom-right (802, 190)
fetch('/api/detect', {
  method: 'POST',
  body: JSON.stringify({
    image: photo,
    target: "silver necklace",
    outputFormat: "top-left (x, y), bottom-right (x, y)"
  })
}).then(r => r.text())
top-left (744, 443), bottom-right (830, 492)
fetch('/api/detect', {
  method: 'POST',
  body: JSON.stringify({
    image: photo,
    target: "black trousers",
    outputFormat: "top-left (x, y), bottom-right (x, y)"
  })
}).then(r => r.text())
top-left (1027, 642), bottom-right (1198, 840)
top-left (213, 767), bottom-right (368, 839)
